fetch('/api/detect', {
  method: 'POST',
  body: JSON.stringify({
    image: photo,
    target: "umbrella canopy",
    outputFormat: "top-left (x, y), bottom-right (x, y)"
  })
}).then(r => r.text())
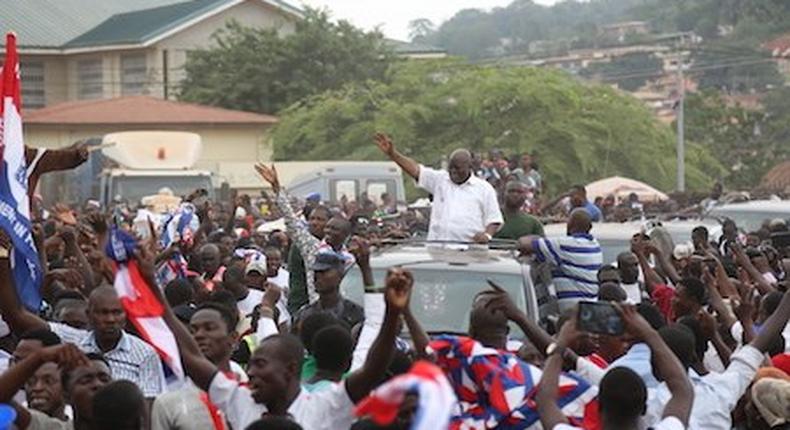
top-left (760, 160), bottom-right (790, 193)
top-left (586, 176), bottom-right (669, 203)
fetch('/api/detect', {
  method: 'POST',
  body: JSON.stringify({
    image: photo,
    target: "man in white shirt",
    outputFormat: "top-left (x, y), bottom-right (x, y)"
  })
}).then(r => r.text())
top-left (154, 253), bottom-right (415, 430)
top-left (374, 133), bottom-right (502, 243)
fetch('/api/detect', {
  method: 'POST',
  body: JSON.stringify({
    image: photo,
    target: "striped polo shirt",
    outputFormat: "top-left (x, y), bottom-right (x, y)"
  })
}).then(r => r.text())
top-left (532, 233), bottom-right (602, 311)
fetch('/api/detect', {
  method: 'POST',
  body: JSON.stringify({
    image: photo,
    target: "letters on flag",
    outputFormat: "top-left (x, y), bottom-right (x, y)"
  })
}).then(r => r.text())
top-left (0, 33), bottom-right (43, 311)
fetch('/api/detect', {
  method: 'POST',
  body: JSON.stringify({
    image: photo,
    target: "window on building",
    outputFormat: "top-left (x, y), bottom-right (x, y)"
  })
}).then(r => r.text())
top-left (77, 58), bottom-right (103, 100)
top-left (121, 53), bottom-right (147, 95)
top-left (20, 61), bottom-right (45, 109)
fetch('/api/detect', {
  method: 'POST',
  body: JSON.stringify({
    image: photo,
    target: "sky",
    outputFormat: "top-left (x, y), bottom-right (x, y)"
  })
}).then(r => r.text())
top-left (297, 0), bottom-right (560, 41)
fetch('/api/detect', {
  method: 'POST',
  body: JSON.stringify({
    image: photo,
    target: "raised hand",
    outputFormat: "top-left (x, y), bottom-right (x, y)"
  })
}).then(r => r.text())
top-left (59, 225), bottom-right (78, 247)
top-left (630, 235), bottom-right (646, 255)
top-left (373, 133), bottom-right (395, 157)
top-left (472, 232), bottom-right (491, 244)
top-left (348, 235), bottom-right (371, 265)
top-left (39, 344), bottom-right (90, 369)
top-left (262, 282), bottom-right (281, 309)
top-left (696, 309), bottom-right (718, 341)
top-left (384, 267), bottom-right (413, 312)
top-left (484, 279), bottom-right (523, 321)
top-left (556, 309), bottom-right (582, 347)
top-left (86, 213), bottom-right (108, 236)
top-left (617, 303), bottom-right (655, 341)
top-left (254, 163), bottom-right (280, 193)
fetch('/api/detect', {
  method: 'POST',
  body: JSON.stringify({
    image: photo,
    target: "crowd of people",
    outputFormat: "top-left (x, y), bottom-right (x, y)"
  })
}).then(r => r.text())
top-left (0, 134), bottom-right (788, 430)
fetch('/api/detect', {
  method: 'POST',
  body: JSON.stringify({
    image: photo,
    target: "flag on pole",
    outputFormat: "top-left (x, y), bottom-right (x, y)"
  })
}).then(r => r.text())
top-left (0, 33), bottom-right (43, 311)
top-left (106, 227), bottom-right (184, 383)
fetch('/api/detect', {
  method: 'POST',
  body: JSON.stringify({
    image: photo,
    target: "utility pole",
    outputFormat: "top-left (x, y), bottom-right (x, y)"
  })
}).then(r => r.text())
top-left (676, 34), bottom-right (686, 192)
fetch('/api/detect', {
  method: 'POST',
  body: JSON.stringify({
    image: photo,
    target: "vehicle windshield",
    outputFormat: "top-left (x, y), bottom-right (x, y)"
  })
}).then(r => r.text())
top-left (341, 268), bottom-right (528, 339)
top-left (111, 175), bottom-right (213, 205)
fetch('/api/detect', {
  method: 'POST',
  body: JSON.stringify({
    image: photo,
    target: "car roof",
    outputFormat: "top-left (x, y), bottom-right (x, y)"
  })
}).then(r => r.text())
top-left (543, 219), bottom-right (721, 240)
top-left (710, 200), bottom-right (790, 213)
top-left (366, 244), bottom-right (524, 274)
top-left (543, 220), bottom-right (722, 252)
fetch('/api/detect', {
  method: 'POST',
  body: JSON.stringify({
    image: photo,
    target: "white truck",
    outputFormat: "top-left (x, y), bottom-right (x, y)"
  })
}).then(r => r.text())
top-left (97, 131), bottom-right (214, 207)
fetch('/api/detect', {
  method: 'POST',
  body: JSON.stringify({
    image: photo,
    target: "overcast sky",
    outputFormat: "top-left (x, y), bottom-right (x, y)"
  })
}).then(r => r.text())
top-left (297, 0), bottom-right (560, 41)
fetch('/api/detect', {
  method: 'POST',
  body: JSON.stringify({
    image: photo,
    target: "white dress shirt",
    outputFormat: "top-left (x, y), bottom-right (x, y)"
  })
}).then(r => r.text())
top-left (644, 345), bottom-right (765, 430)
top-left (418, 165), bottom-right (502, 241)
top-left (576, 345), bottom-right (765, 430)
top-left (208, 371), bottom-right (355, 430)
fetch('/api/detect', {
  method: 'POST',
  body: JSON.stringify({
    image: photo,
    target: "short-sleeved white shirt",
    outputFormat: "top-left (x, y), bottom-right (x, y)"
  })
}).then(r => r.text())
top-left (418, 165), bottom-right (502, 242)
top-left (208, 371), bottom-right (355, 430)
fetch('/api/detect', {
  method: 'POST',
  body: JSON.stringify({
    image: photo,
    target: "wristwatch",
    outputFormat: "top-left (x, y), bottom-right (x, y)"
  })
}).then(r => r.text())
top-left (545, 342), bottom-right (565, 357)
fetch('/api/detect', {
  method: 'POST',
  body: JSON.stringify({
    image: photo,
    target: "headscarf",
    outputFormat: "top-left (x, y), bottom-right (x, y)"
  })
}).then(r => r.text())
top-left (751, 378), bottom-right (790, 428)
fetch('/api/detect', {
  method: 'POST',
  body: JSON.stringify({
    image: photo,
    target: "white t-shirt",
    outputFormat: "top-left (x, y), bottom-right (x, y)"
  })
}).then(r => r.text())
top-left (418, 165), bottom-right (503, 241)
top-left (237, 289), bottom-right (265, 318)
top-left (268, 268), bottom-right (290, 290)
top-left (621, 282), bottom-right (642, 304)
top-left (208, 371), bottom-right (355, 430)
top-left (554, 416), bottom-right (684, 430)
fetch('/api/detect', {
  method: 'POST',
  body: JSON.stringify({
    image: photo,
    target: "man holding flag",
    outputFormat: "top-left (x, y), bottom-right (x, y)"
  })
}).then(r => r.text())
top-left (0, 33), bottom-right (168, 399)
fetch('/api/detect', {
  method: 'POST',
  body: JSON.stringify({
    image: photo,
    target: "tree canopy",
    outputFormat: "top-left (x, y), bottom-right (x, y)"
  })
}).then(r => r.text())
top-left (683, 89), bottom-right (790, 188)
top-left (273, 60), bottom-right (723, 194)
top-left (177, 8), bottom-right (394, 114)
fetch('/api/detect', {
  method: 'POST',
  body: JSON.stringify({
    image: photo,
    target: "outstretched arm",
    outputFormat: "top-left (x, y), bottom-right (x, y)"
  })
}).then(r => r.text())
top-left (750, 290), bottom-right (790, 353)
top-left (732, 244), bottom-right (775, 295)
top-left (345, 267), bottom-right (412, 403)
top-left (135, 250), bottom-right (218, 391)
top-left (620, 305), bottom-right (693, 425)
top-left (373, 133), bottom-right (420, 181)
top-left (645, 242), bottom-right (681, 286)
top-left (536, 313), bottom-right (582, 429)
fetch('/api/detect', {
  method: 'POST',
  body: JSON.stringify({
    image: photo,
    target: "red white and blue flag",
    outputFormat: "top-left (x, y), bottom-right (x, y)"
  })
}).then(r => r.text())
top-left (0, 33), bottom-right (43, 311)
top-left (429, 335), bottom-right (598, 429)
top-left (355, 360), bottom-right (457, 430)
top-left (106, 227), bottom-right (184, 382)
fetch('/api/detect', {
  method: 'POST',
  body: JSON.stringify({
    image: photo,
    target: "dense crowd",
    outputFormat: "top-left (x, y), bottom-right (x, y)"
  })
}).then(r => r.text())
top-left (0, 134), bottom-right (788, 430)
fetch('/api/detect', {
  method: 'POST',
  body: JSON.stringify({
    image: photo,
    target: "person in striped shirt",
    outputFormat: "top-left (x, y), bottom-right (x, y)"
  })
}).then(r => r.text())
top-left (518, 209), bottom-right (603, 312)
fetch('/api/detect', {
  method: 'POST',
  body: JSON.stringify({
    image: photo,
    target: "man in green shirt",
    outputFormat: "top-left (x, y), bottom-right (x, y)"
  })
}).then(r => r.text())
top-left (494, 181), bottom-right (544, 240)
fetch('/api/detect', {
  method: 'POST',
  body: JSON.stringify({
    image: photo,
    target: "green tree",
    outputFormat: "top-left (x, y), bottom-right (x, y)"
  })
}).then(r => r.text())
top-left (682, 91), bottom-right (790, 188)
top-left (178, 8), bottom-right (394, 114)
top-left (408, 18), bottom-right (436, 42)
top-left (273, 59), bottom-right (723, 194)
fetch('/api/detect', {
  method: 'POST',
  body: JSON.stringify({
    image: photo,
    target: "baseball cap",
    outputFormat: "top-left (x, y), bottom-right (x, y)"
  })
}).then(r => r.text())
top-left (311, 252), bottom-right (345, 272)
top-left (245, 253), bottom-right (267, 275)
top-left (306, 192), bottom-right (321, 202)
